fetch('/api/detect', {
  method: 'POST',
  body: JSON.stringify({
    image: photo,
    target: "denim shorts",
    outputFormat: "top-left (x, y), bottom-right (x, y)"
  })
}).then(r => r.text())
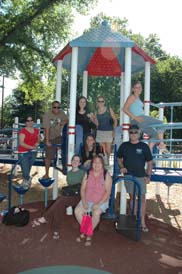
top-left (78, 200), bottom-right (109, 213)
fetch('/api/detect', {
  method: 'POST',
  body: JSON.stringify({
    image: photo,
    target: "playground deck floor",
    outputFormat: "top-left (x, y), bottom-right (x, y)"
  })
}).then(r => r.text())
top-left (0, 200), bottom-right (182, 274)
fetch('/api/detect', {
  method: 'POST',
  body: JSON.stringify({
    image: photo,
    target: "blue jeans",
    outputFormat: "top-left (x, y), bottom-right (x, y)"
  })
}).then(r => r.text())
top-left (18, 151), bottom-right (37, 180)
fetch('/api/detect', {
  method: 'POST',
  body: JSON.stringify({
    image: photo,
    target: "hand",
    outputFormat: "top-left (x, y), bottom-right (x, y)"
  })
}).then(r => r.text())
top-left (135, 116), bottom-right (144, 123)
top-left (93, 203), bottom-right (99, 211)
top-left (46, 141), bottom-right (52, 147)
top-left (144, 177), bottom-right (150, 184)
top-left (83, 202), bottom-right (88, 211)
top-left (120, 167), bottom-right (127, 174)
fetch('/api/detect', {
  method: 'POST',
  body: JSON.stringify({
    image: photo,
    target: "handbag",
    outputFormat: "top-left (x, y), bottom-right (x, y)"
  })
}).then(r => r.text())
top-left (61, 183), bottom-right (81, 196)
top-left (80, 212), bottom-right (93, 236)
top-left (2, 206), bottom-right (29, 227)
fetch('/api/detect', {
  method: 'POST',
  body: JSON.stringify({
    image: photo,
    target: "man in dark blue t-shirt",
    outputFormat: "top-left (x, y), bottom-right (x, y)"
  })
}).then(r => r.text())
top-left (117, 124), bottom-right (153, 232)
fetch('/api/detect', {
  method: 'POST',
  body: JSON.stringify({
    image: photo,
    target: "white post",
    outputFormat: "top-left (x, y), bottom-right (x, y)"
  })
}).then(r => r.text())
top-left (36, 119), bottom-right (41, 174)
top-left (12, 117), bottom-right (19, 175)
top-left (116, 73), bottom-right (125, 195)
top-left (155, 107), bottom-right (164, 195)
top-left (144, 62), bottom-right (150, 115)
top-left (120, 72), bottom-right (125, 125)
top-left (82, 70), bottom-right (88, 98)
top-left (67, 47), bottom-right (78, 169)
top-left (55, 60), bottom-right (62, 102)
top-left (12, 117), bottom-right (19, 158)
top-left (120, 48), bottom-right (132, 215)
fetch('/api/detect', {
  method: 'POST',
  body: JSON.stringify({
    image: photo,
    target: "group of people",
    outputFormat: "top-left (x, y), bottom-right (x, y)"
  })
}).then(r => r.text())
top-left (17, 80), bottom-right (168, 244)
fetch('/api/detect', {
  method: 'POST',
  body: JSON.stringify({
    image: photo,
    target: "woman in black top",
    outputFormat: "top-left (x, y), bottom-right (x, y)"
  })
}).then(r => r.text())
top-left (76, 96), bottom-right (96, 139)
top-left (80, 134), bottom-right (103, 170)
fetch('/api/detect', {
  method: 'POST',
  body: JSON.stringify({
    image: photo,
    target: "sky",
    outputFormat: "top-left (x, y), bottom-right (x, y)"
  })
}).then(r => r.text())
top-left (2, 0), bottom-right (182, 99)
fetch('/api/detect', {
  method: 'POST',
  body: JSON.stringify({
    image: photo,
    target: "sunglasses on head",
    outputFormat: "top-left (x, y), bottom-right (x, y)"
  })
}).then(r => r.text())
top-left (26, 119), bottom-right (33, 122)
top-left (97, 100), bottom-right (104, 103)
top-left (53, 106), bottom-right (60, 109)
top-left (129, 131), bottom-right (138, 134)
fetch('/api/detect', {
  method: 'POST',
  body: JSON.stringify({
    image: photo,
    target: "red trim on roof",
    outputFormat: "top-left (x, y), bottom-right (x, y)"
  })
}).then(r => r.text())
top-left (52, 44), bottom-right (72, 63)
top-left (87, 48), bottom-right (122, 76)
top-left (133, 45), bottom-right (156, 64)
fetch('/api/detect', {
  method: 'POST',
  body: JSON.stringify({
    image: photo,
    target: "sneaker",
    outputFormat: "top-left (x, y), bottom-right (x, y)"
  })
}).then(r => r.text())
top-left (21, 179), bottom-right (30, 189)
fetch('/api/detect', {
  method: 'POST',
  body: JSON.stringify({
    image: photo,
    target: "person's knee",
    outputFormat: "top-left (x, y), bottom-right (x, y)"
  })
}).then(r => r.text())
top-left (74, 205), bottom-right (81, 217)
top-left (93, 208), bottom-right (102, 219)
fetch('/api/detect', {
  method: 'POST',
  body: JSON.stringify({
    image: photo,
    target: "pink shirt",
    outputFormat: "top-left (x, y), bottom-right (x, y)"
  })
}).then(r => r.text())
top-left (18, 128), bottom-right (39, 153)
top-left (85, 169), bottom-right (106, 203)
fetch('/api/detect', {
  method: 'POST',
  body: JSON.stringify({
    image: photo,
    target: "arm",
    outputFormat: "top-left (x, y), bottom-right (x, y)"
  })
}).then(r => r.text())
top-left (44, 128), bottom-right (51, 146)
top-left (88, 112), bottom-right (98, 127)
top-left (80, 174), bottom-right (88, 210)
top-left (123, 95), bottom-right (144, 123)
top-left (110, 107), bottom-right (118, 129)
top-left (144, 160), bottom-right (153, 184)
top-left (117, 157), bottom-right (128, 174)
top-left (34, 129), bottom-right (40, 147)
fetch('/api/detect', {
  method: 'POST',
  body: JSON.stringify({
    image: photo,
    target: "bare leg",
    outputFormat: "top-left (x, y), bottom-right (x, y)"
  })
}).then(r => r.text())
top-left (105, 142), bottom-right (112, 160)
top-left (44, 158), bottom-right (51, 178)
top-left (74, 204), bottom-right (84, 225)
top-left (129, 194), bottom-right (147, 229)
top-left (92, 207), bottom-right (102, 230)
top-left (141, 195), bottom-right (147, 228)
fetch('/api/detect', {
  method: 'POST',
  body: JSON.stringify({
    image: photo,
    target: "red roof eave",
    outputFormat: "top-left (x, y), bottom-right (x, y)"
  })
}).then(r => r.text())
top-left (133, 45), bottom-right (156, 64)
top-left (52, 43), bottom-right (72, 63)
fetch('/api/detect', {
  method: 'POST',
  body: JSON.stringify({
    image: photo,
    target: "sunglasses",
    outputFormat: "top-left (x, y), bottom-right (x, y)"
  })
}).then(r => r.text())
top-left (26, 119), bottom-right (33, 122)
top-left (129, 131), bottom-right (139, 134)
top-left (97, 100), bottom-right (104, 103)
top-left (53, 106), bottom-right (60, 109)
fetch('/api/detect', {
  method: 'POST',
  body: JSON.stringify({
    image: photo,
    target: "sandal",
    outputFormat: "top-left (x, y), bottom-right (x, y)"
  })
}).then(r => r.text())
top-left (32, 217), bottom-right (47, 227)
top-left (158, 145), bottom-right (169, 154)
top-left (85, 237), bottom-right (92, 246)
top-left (53, 231), bottom-right (60, 240)
top-left (76, 234), bottom-right (85, 242)
top-left (141, 226), bottom-right (149, 233)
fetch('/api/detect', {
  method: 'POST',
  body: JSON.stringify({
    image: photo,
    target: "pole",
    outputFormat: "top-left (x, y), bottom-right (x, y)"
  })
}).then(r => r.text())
top-left (1, 75), bottom-right (5, 128)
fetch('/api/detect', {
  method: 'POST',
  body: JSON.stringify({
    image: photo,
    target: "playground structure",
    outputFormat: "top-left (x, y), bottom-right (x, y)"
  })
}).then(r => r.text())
top-left (0, 21), bottom-right (181, 241)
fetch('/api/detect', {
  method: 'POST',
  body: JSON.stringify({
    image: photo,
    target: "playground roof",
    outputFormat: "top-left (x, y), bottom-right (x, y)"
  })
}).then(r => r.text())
top-left (53, 21), bottom-right (156, 76)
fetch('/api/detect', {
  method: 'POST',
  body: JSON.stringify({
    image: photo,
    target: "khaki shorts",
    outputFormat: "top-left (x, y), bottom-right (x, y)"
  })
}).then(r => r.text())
top-left (45, 137), bottom-right (61, 160)
top-left (96, 130), bottom-right (113, 143)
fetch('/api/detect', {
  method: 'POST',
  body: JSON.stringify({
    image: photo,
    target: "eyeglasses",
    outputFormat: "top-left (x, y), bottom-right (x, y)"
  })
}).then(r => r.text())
top-left (53, 106), bottom-right (60, 109)
top-left (26, 119), bottom-right (33, 122)
top-left (97, 100), bottom-right (104, 103)
top-left (129, 131), bottom-right (139, 134)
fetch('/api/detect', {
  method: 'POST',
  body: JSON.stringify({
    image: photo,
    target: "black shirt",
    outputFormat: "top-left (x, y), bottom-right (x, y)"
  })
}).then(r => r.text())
top-left (117, 141), bottom-right (153, 177)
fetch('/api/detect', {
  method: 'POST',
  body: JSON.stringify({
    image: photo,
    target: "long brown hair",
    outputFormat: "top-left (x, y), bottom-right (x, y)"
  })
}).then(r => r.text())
top-left (84, 134), bottom-right (96, 158)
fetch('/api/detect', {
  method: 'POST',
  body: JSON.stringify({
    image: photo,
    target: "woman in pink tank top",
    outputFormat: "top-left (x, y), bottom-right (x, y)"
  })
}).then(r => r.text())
top-left (75, 155), bottom-right (112, 246)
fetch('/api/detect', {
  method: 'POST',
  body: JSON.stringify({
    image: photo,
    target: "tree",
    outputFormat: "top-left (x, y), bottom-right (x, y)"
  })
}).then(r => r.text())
top-left (0, 0), bottom-right (97, 106)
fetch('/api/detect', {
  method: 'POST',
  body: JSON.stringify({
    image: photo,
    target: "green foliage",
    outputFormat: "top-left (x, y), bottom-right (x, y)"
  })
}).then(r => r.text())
top-left (0, 0), bottom-right (97, 121)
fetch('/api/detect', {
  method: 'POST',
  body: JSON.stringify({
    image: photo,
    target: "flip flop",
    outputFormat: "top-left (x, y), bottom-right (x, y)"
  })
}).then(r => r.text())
top-left (32, 217), bottom-right (47, 227)
top-left (141, 226), bottom-right (149, 232)
top-left (53, 231), bottom-right (60, 240)
top-left (76, 234), bottom-right (85, 242)
top-left (85, 237), bottom-right (92, 246)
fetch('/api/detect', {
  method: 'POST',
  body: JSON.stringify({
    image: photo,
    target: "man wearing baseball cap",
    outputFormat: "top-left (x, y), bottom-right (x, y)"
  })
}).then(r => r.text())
top-left (117, 124), bottom-right (153, 232)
